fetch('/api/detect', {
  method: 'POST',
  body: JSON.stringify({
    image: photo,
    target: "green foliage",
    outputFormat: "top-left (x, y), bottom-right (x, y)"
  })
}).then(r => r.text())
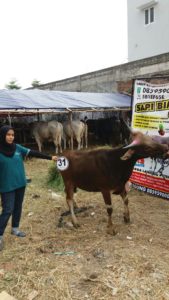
top-left (159, 123), bottom-right (164, 130)
top-left (126, 87), bottom-right (132, 95)
top-left (47, 163), bottom-right (64, 191)
top-left (5, 79), bottom-right (21, 89)
top-left (31, 79), bottom-right (41, 88)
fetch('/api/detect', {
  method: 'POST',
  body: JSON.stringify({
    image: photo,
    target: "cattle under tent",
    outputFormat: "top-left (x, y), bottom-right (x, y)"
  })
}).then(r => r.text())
top-left (0, 89), bottom-right (131, 146)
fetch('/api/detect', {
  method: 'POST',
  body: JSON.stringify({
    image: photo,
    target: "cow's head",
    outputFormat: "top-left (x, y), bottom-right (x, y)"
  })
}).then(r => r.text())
top-left (121, 131), bottom-right (169, 160)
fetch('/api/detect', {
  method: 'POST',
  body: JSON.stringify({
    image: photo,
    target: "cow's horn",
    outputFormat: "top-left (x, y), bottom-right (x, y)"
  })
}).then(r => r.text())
top-left (123, 140), bottom-right (138, 149)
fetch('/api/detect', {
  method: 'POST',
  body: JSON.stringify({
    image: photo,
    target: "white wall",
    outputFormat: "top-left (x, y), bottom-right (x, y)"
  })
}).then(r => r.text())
top-left (127, 0), bottom-right (169, 61)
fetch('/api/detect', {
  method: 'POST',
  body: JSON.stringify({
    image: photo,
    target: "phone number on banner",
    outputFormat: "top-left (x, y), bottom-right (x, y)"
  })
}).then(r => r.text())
top-left (132, 183), bottom-right (169, 200)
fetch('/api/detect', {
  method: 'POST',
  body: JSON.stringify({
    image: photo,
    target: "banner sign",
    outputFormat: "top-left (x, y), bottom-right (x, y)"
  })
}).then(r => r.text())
top-left (130, 80), bottom-right (169, 199)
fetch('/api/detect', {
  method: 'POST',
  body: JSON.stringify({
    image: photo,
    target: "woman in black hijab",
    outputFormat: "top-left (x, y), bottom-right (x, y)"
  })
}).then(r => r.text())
top-left (0, 125), bottom-right (57, 251)
top-left (0, 125), bottom-right (16, 156)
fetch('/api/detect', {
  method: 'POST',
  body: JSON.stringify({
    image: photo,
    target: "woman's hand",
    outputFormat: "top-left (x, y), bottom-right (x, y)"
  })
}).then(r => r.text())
top-left (52, 156), bottom-right (58, 161)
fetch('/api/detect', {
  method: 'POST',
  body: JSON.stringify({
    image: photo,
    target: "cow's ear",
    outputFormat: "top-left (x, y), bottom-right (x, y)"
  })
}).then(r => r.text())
top-left (120, 149), bottom-right (135, 160)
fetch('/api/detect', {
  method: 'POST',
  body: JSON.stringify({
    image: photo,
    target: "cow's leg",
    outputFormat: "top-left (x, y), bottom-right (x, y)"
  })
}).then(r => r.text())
top-left (63, 134), bottom-right (67, 150)
top-left (64, 139), bottom-right (66, 150)
top-left (55, 135), bottom-right (62, 154)
top-left (120, 189), bottom-right (130, 223)
top-left (58, 136), bottom-right (62, 153)
top-left (68, 138), bottom-right (72, 150)
top-left (36, 138), bottom-right (42, 152)
top-left (65, 182), bottom-right (79, 228)
top-left (101, 190), bottom-right (116, 235)
top-left (81, 136), bottom-right (84, 149)
top-left (70, 136), bottom-right (73, 150)
top-left (53, 141), bottom-right (58, 154)
top-left (53, 138), bottom-right (61, 154)
top-left (85, 124), bottom-right (88, 148)
top-left (85, 136), bottom-right (88, 148)
top-left (76, 136), bottom-right (81, 150)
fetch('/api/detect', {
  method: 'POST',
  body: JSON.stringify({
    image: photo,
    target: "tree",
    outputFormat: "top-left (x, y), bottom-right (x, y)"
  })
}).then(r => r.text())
top-left (5, 79), bottom-right (21, 90)
top-left (31, 79), bottom-right (41, 88)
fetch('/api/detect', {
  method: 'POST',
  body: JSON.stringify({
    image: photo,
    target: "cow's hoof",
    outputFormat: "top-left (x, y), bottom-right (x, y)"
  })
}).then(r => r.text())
top-left (106, 227), bottom-right (117, 236)
top-left (73, 223), bottom-right (80, 228)
top-left (124, 215), bottom-right (130, 223)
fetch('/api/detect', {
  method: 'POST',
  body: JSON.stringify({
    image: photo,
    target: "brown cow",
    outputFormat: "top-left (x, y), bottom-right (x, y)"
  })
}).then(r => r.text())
top-left (58, 131), bottom-right (168, 235)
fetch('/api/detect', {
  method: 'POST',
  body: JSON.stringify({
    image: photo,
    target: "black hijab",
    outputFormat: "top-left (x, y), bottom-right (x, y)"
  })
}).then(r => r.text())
top-left (0, 125), bottom-right (16, 157)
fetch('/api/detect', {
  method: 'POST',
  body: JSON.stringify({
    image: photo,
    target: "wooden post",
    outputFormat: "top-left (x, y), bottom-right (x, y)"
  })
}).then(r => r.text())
top-left (7, 113), bottom-right (12, 126)
top-left (37, 111), bottom-right (40, 121)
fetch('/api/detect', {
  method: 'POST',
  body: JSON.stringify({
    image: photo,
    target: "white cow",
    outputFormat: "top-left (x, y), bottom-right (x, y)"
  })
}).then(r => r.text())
top-left (63, 120), bottom-right (88, 150)
top-left (31, 120), bottom-right (63, 153)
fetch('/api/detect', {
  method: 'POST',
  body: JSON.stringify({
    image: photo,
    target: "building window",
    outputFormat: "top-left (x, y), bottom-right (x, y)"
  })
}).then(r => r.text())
top-left (145, 7), bottom-right (154, 24)
top-left (145, 9), bottom-right (149, 24)
top-left (150, 7), bottom-right (154, 22)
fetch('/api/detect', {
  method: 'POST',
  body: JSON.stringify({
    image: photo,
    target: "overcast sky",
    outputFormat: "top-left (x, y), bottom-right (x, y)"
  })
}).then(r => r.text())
top-left (0, 0), bottom-right (128, 89)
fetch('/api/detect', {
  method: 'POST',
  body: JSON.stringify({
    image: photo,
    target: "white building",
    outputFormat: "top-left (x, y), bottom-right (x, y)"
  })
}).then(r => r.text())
top-left (127, 0), bottom-right (169, 61)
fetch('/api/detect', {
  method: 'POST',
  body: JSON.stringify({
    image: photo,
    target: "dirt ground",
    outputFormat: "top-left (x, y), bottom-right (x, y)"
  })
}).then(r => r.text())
top-left (0, 158), bottom-right (169, 300)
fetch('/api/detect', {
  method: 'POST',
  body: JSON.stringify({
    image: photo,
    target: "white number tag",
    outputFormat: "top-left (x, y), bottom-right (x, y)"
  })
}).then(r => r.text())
top-left (56, 156), bottom-right (69, 171)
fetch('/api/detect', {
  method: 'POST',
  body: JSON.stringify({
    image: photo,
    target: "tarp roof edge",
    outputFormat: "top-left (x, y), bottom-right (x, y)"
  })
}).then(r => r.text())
top-left (0, 89), bottom-right (131, 114)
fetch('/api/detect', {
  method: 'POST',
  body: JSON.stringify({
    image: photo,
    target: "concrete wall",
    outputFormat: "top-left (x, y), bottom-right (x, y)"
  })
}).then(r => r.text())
top-left (127, 0), bottom-right (169, 61)
top-left (36, 52), bottom-right (169, 95)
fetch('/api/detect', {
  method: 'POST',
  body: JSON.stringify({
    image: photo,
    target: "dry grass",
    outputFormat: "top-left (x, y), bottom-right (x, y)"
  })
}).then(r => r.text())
top-left (0, 158), bottom-right (169, 300)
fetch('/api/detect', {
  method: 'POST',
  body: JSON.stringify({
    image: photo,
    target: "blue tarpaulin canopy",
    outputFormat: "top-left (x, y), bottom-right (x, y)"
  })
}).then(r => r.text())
top-left (0, 89), bottom-right (131, 114)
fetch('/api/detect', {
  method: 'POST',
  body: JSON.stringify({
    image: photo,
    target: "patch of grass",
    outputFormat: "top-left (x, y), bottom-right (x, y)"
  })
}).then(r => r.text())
top-left (47, 163), bottom-right (65, 191)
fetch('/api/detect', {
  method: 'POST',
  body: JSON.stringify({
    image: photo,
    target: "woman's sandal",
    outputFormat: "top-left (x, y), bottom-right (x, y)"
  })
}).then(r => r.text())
top-left (11, 231), bottom-right (26, 237)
